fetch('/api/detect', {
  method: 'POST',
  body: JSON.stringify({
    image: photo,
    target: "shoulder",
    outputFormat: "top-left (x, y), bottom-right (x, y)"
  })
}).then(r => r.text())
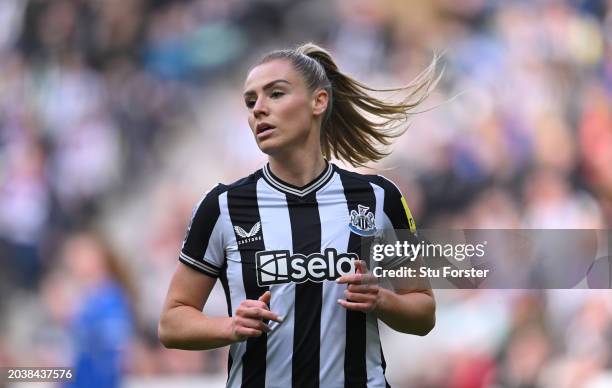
top-left (333, 165), bottom-right (415, 230)
top-left (332, 164), bottom-right (402, 196)
top-left (223, 169), bottom-right (264, 192)
top-left (196, 169), bottom-right (263, 205)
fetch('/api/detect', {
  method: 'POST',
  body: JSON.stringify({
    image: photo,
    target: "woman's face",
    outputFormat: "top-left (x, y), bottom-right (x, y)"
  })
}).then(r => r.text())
top-left (243, 59), bottom-right (325, 156)
top-left (62, 234), bottom-right (108, 286)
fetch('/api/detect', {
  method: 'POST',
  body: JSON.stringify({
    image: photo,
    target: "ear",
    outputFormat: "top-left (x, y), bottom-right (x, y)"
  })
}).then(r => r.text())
top-left (311, 89), bottom-right (329, 117)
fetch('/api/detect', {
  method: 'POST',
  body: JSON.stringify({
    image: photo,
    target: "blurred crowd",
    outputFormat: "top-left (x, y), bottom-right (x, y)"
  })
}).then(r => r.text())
top-left (1, 0), bottom-right (611, 387)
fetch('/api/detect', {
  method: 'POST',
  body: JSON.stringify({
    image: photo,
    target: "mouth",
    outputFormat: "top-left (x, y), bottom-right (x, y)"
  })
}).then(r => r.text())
top-left (256, 123), bottom-right (276, 134)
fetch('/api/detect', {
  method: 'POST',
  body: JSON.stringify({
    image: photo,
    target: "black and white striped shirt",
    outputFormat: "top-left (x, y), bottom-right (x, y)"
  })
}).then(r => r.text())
top-left (179, 161), bottom-right (416, 388)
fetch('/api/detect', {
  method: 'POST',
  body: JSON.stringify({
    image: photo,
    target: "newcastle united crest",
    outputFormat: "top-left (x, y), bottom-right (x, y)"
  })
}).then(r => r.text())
top-left (349, 205), bottom-right (376, 236)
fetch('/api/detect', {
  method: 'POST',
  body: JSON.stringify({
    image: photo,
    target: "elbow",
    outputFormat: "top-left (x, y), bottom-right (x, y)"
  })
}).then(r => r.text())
top-left (158, 316), bottom-right (178, 349)
top-left (412, 299), bottom-right (436, 336)
top-left (414, 311), bottom-right (436, 336)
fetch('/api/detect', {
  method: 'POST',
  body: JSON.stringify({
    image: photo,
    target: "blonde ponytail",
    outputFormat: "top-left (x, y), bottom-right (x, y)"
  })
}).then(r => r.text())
top-left (259, 42), bottom-right (440, 167)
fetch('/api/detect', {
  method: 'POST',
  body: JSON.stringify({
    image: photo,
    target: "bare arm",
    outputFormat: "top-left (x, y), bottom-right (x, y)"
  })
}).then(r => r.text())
top-left (158, 263), bottom-right (233, 350)
top-left (158, 263), bottom-right (283, 350)
top-left (337, 261), bottom-right (435, 336)
top-left (374, 287), bottom-right (435, 336)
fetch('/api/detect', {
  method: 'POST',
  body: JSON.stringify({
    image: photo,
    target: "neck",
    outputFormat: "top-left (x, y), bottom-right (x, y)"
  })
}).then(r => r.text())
top-left (268, 148), bottom-right (327, 187)
top-left (80, 272), bottom-right (110, 292)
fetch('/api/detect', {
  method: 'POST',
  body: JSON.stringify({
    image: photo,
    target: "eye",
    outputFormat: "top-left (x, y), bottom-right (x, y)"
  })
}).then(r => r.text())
top-left (245, 99), bottom-right (256, 109)
top-left (270, 90), bottom-right (285, 99)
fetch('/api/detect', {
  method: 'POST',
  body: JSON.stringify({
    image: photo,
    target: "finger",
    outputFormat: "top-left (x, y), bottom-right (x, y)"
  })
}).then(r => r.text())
top-left (347, 283), bottom-right (377, 293)
top-left (258, 308), bottom-right (284, 323)
top-left (258, 290), bottom-right (271, 306)
top-left (241, 307), bottom-right (284, 323)
top-left (336, 273), bottom-right (363, 284)
top-left (357, 274), bottom-right (377, 285)
top-left (354, 261), bottom-right (377, 285)
top-left (336, 275), bottom-right (349, 284)
top-left (235, 327), bottom-right (263, 338)
top-left (240, 307), bottom-right (267, 319)
top-left (240, 318), bottom-right (271, 333)
top-left (355, 260), bottom-right (369, 274)
top-left (336, 261), bottom-right (365, 284)
top-left (242, 299), bottom-right (270, 310)
top-left (337, 273), bottom-right (377, 285)
top-left (345, 290), bottom-right (376, 303)
top-left (337, 298), bottom-right (374, 312)
top-left (236, 303), bottom-right (266, 321)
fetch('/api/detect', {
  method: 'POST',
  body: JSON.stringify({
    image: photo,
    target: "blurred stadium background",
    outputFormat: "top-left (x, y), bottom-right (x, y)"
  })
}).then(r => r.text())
top-left (1, 0), bottom-right (611, 387)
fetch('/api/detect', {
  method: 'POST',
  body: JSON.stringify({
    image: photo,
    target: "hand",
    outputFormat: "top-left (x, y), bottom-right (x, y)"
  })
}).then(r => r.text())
top-left (336, 260), bottom-right (380, 313)
top-left (230, 291), bottom-right (283, 341)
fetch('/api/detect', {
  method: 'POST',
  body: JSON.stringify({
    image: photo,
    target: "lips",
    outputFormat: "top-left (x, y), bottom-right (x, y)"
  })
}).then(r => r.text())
top-left (256, 123), bottom-right (275, 134)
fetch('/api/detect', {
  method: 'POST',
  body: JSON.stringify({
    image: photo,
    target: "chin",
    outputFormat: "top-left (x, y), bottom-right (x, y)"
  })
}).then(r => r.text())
top-left (257, 139), bottom-right (286, 155)
top-left (256, 140), bottom-right (282, 156)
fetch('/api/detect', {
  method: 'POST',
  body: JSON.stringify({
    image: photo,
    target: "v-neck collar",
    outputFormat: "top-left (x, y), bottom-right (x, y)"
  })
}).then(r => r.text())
top-left (262, 161), bottom-right (334, 197)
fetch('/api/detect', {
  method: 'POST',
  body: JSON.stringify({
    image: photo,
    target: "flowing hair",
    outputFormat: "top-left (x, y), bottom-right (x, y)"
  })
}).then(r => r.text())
top-left (257, 42), bottom-right (441, 167)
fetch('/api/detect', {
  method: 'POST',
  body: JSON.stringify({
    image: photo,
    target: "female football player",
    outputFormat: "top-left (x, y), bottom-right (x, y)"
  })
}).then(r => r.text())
top-left (159, 43), bottom-right (437, 387)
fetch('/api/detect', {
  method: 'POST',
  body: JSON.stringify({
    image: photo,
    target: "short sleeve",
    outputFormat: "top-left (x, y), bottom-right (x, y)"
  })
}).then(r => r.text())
top-left (376, 176), bottom-right (419, 269)
top-left (179, 184), bottom-right (225, 277)
top-left (378, 176), bottom-right (416, 232)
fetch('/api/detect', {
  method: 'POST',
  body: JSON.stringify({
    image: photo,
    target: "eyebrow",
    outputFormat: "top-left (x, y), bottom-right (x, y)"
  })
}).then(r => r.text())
top-left (243, 79), bottom-right (290, 97)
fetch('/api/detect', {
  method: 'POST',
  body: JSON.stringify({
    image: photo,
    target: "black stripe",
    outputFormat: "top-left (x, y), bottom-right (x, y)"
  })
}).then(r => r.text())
top-left (219, 262), bottom-right (234, 384)
top-left (381, 346), bottom-right (391, 388)
top-left (228, 353), bottom-right (234, 385)
top-left (288, 192), bottom-right (322, 388)
top-left (181, 185), bottom-right (223, 267)
top-left (219, 261), bottom-right (232, 317)
top-left (227, 182), bottom-right (268, 388)
top-left (339, 173), bottom-right (377, 388)
top-left (376, 177), bottom-right (409, 230)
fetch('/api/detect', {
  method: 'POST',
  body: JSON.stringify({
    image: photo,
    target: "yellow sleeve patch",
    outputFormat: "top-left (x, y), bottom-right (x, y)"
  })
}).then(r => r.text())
top-left (400, 196), bottom-right (417, 233)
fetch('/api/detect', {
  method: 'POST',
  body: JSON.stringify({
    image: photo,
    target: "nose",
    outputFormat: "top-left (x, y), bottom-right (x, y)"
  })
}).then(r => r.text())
top-left (253, 97), bottom-right (269, 118)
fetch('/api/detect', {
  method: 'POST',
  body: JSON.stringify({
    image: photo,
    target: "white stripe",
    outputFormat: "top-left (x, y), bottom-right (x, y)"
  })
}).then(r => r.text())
top-left (179, 253), bottom-right (220, 274)
top-left (179, 252), bottom-right (220, 272)
top-left (220, 191), bottom-right (246, 388)
top-left (371, 182), bottom-right (387, 271)
top-left (371, 182), bottom-right (409, 270)
top-left (318, 173), bottom-right (349, 387)
top-left (178, 255), bottom-right (207, 272)
top-left (263, 163), bottom-right (333, 197)
top-left (367, 183), bottom-right (391, 387)
top-left (226, 247), bottom-right (246, 388)
top-left (179, 253), bottom-right (219, 275)
top-left (366, 315), bottom-right (386, 388)
top-left (178, 253), bottom-right (205, 269)
top-left (203, 213), bottom-right (225, 269)
top-left (257, 178), bottom-right (296, 388)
